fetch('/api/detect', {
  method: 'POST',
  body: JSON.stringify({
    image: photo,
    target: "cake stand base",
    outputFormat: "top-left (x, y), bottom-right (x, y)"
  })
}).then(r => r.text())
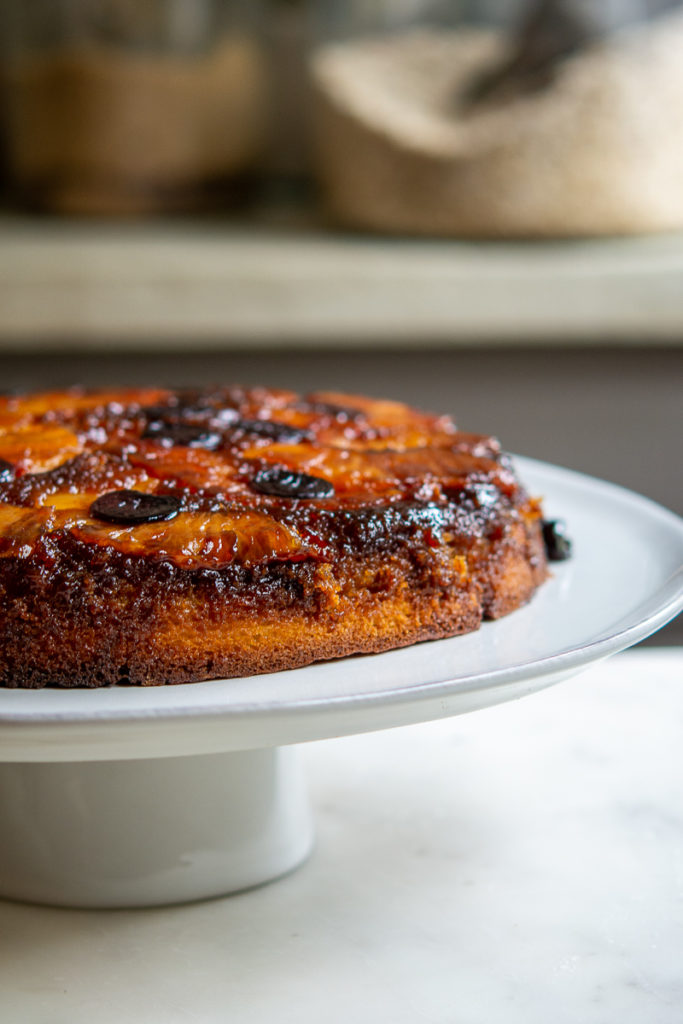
top-left (0, 747), bottom-right (314, 908)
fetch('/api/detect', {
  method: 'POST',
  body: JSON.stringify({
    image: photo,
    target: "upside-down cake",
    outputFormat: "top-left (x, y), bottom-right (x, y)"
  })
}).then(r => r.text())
top-left (0, 387), bottom-right (550, 687)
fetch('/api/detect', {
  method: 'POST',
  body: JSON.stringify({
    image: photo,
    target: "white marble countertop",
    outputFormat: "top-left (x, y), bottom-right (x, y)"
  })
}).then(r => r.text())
top-left (0, 647), bottom-right (681, 1023)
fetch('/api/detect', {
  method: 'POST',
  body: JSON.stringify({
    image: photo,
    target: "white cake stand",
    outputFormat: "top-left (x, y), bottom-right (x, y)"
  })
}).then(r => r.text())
top-left (0, 458), bottom-right (681, 908)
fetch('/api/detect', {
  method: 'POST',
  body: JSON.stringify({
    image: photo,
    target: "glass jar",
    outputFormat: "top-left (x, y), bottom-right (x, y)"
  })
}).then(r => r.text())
top-left (310, 0), bottom-right (683, 237)
top-left (1, 0), bottom-right (267, 214)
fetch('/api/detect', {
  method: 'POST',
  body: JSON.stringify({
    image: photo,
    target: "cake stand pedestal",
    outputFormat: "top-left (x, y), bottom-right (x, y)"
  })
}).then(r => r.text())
top-left (0, 458), bottom-right (681, 908)
top-left (0, 747), bottom-right (313, 908)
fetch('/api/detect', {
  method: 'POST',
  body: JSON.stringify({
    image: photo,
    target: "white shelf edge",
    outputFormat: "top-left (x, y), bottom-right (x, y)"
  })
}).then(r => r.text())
top-left (2, 218), bottom-right (683, 346)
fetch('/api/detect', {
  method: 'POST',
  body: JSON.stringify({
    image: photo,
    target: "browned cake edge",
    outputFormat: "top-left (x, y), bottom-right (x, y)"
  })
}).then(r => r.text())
top-left (0, 520), bottom-right (546, 688)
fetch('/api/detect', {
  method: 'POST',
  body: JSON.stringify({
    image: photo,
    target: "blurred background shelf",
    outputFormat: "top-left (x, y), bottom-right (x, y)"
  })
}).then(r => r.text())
top-left (2, 216), bottom-right (683, 348)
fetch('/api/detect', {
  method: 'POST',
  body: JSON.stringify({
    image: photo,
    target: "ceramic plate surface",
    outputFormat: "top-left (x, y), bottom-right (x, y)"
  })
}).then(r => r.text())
top-left (1, 458), bottom-right (681, 762)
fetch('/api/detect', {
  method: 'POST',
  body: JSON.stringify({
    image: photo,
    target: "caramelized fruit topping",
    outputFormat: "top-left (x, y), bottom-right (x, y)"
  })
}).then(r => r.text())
top-left (0, 425), bottom-right (84, 474)
top-left (0, 387), bottom-right (545, 571)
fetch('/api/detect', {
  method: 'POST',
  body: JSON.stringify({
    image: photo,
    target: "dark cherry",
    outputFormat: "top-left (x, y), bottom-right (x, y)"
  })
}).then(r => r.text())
top-left (141, 399), bottom-right (222, 425)
top-left (142, 422), bottom-right (222, 449)
top-left (231, 419), bottom-right (311, 444)
top-left (141, 404), bottom-right (180, 421)
top-left (90, 490), bottom-right (181, 524)
top-left (0, 458), bottom-right (14, 481)
top-left (173, 388), bottom-right (226, 410)
top-left (296, 399), bottom-right (361, 423)
top-left (251, 467), bottom-right (335, 500)
top-left (542, 519), bottom-right (572, 561)
top-left (465, 482), bottom-right (499, 509)
top-left (209, 406), bottom-right (240, 425)
top-left (445, 482), bottom-right (499, 509)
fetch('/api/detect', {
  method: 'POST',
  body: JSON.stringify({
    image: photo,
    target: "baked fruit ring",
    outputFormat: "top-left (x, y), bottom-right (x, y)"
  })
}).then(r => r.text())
top-left (0, 387), bottom-right (548, 687)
